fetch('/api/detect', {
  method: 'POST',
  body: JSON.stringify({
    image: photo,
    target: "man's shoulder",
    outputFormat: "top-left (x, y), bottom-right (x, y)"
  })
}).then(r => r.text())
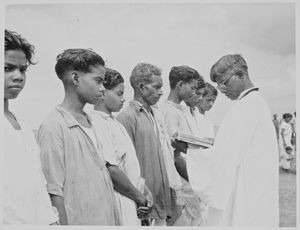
top-left (118, 103), bottom-right (139, 117)
top-left (159, 100), bottom-right (182, 115)
top-left (40, 108), bottom-right (67, 130)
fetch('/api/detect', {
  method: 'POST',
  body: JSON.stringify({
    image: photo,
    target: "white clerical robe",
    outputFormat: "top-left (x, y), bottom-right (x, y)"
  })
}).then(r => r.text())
top-left (186, 88), bottom-right (279, 226)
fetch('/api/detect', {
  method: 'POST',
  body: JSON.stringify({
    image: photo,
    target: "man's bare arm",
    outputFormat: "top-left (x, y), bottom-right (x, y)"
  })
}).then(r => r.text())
top-left (174, 150), bottom-right (189, 181)
top-left (50, 194), bottom-right (68, 225)
top-left (107, 164), bottom-right (147, 207)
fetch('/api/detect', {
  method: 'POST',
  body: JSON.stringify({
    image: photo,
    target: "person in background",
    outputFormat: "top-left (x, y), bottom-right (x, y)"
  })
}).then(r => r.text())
top-left (3, 29), bottom-right (59, 224)
top-left (196, 82), bottom-right (218, 141)
top-left (291, 112), bottom-right (296, 151)
top-left (160, 65), bottom-right (206, 226)
top-left (272, 114), bottom-right (280, 140)
top-left (279, 146), bottom-right (294, 173)
top-left (37, 49), bottom-right (120, 225)
top-left (91, 68), bottom-right (153, 225)
top-left (279, 113), bottom-right (294, 156)
top-left (117, 63), bottom-right (179, 226)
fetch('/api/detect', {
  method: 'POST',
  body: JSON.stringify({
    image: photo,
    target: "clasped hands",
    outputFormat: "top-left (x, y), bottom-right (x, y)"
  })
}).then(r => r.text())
top-left (136, 185), bottom-right (153, 219)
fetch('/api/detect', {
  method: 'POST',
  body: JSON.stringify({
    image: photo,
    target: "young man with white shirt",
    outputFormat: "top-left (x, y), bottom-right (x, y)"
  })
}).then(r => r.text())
top-left (183, 54), bottom-right (279, 226)
top-left (160, 65), bottom-right (207, 226)
top-left (91, 68), bottom-right (153, 225)
top-left (3, 29), bottom-right (59, 225)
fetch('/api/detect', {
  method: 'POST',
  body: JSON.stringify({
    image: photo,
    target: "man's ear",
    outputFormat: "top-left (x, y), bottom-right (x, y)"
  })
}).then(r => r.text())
top-left (138, 82), bottom-right (144, 93)
top-left (176, 80), bottom-right (184, 89)
top-left (71, 71), bottom-right (80, 86)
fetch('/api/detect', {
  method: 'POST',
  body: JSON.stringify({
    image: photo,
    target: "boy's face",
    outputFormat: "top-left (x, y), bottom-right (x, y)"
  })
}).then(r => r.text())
top-left (179, 79), bottom-right (198, 102)
top-left (284, 116), bottom-right (292, 123)
top-left (286, 149), bottom-right (292, 154)
top-left (141, 75), bottom-right (163, 106)
top-left (4, 50), bottom-right (28, 100)
top-left (198, 92), bottom-right (217, 112)
top-left (77, 65), bottom-right (105, 105)
top-left (103, 83), bottom-right (125, 113)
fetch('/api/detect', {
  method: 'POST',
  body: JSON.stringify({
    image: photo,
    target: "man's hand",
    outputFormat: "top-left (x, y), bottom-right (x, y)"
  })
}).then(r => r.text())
top-left (171, 139), bottom-right (188, 154)
top-left (143, 185), bottom-right (153, 208)
top-left (137, 185), bottom-right (153, 219)
top-left (50, 221), bottom-right (59, 225)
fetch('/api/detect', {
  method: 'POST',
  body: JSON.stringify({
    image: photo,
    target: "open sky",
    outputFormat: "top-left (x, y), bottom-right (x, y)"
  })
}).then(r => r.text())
top-left (5, 1), bottom-right (296, 129)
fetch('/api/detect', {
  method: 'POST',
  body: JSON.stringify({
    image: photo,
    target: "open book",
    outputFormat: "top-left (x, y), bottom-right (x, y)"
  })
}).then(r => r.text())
top-left (172, 131), bottom-right (214, 149)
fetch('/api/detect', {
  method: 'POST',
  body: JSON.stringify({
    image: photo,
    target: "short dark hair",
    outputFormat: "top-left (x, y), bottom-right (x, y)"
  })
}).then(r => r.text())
top-left (55, 48), bottom-right (105, 79)
top-left (5, 29), bottom-right (35, 65)
top-left (283, 113), bottom-right (293, 119)
top-left (210, 54), bottom-right (248, 82)
top-left (203, 82), bottom-right (218, 97)
top-left (169, 65), bottom-right (203, 89)
top-left (285, 146), bottom-right (293, 152)
top-left (103, 68), bottom-right (124, 90)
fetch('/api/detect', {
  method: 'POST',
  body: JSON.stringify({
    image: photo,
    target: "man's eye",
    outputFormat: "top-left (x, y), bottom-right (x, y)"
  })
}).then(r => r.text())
top-left (20, 67), bottom-right (28, 73)
top-left (5, 66), bottom-right (13, 72)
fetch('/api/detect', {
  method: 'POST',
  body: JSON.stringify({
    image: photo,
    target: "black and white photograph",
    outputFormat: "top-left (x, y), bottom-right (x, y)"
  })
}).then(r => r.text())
top-left (2, 0), bottom-right (298, 228)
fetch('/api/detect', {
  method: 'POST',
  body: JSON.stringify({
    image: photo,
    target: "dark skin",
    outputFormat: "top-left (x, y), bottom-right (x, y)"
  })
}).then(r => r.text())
top-left (49, 195), bottom-right (68, 225)
top-left (107, 163), bottom-right (153, 218)
top-left (171, 139), bottom-right (189, 181)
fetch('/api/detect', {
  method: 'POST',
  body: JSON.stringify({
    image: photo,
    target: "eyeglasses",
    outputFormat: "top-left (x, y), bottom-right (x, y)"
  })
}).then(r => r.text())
top-left (216, 72), bottom-right (237, 91)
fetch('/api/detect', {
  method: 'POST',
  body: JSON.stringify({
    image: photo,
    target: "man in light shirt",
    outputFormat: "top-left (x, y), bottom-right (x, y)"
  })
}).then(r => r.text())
top-left (3, 29), bottom-right (59, 225)
top-left (160, 65), bottom-right (207, 226)
top-left (117, 63), bottom-right (180, 226)
top-left (91, 68), bottom-right (153, 225)
top-left (37, 49), bottom-right (120, 225)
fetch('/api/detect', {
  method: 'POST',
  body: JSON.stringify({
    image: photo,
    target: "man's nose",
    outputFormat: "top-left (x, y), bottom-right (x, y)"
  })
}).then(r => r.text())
top-left (99, 83), bottom-right (105, 92)
top-left (12, 69), bottom-right (25, 82)
top-left (158, 89), bottom-right (163, 96)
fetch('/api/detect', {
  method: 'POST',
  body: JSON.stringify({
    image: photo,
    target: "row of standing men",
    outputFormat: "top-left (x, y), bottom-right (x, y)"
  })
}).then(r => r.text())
top-left (4, 29), bottom-right (279, 226)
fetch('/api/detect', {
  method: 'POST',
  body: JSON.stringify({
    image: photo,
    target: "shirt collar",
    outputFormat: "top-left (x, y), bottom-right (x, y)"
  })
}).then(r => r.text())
top-left (164, 100), bottom-right (186, 111)
top-left (92, 110), bottom-right (114, 120)
top-left (237, 87), bottom-right (259, 100)
top-left (130, 100), bottom-right (153, 113)
top-left (55, 105), bottom-right (93, 128)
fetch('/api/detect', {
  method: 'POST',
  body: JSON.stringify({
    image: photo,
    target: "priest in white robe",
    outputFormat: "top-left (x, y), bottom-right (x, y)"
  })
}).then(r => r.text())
top-left (184, 54), bottom-right (279, 227)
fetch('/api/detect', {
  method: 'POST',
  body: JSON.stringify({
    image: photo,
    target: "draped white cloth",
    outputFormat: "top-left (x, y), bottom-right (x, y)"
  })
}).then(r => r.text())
top-left (3, 113), bottom-right (58, 224)
top-left (186, 88), bottom-right (279, 226)
top-left (159, 101), bottom-right (206, 225)
top-left (194, 110), bottom-right (215, 139)
top-left (151, 106), bottom-right (182, 191)
top-left (91, 110), bottom-right (145, 226)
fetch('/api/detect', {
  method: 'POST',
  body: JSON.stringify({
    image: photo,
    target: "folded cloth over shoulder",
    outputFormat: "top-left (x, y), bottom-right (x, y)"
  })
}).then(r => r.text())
top-left (172, 131), bottom-right (214, 149)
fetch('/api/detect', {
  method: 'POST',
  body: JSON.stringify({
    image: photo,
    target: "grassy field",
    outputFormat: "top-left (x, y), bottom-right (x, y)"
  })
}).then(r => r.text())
top-left (279, 161), bottom-right (297, 227)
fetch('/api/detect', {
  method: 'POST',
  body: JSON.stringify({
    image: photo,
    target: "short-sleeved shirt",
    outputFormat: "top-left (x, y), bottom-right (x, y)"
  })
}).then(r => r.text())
top-left (37, 106), bottom-right (120, 225)
top-left (117, 101), bottom-right (173, 220)
top-left (91, 110), bottom-right (145, 225)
